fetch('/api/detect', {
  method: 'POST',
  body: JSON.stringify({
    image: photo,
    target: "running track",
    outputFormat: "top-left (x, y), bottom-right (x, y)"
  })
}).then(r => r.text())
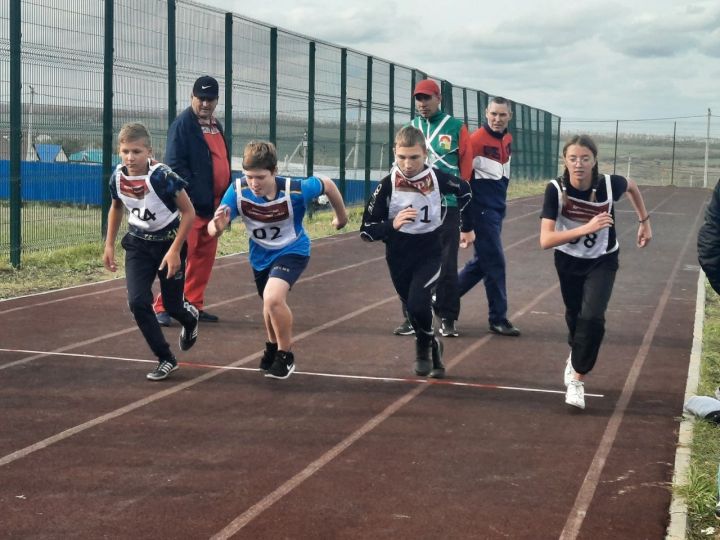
top-left (0, 186), bottom-right (710, 539)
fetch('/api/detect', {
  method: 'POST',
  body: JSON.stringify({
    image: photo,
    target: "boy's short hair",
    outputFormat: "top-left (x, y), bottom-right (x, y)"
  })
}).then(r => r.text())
top-left (394, 125), bottom-right (426, 149)
top-left (118, 122), bottom-right (151, 148)
top-left (243, 140), bottom-right (278, 171)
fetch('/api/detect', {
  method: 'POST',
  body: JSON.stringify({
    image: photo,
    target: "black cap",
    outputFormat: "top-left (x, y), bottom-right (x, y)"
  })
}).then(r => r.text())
top-left (192, 75), bottom-right (219, 99)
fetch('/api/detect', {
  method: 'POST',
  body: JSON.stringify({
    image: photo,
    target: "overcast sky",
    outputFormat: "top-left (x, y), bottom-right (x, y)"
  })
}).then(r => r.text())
top-left (194, 0), bottom-right (719, 134)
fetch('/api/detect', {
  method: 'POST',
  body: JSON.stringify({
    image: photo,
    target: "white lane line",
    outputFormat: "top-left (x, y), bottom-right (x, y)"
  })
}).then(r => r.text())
top-left (0, 348), bottom-right (605, 398)
top-left (0, 255), bottom-right (386, 371)
top-left (0, 295), bottom-right (395, 468)
top-left (559, 191), bottom-right (695, 539)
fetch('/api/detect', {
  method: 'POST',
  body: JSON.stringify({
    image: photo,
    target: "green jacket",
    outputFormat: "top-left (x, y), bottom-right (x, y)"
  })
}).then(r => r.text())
top-left (409, 111), bottom-right (467, 206)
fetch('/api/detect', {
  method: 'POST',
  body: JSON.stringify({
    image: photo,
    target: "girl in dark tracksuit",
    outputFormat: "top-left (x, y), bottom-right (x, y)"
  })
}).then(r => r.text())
top-left (540, 134), bottom-right (652, 409)
top-left (361, 126), bottom-right (474, 378)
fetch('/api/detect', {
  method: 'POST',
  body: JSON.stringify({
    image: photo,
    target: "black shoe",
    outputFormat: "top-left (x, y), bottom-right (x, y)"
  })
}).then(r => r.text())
top-left (198, 310), bottom-right (219, 323)
top-left (146, 358), bottom-right (178, 381)
top-left (393, 319), bottom-right (415, 336)
top-left (414, 341), bottom-right (432, 376)
top-left (489, 319), bottom-right (521, 337)
top-left (265, 350), bottom-right (295, 380)
top-left (178, 304), bottom-right (199, 351)
top-left (429, 338), bottom-right (445, 379)
top-left (439, 318), bottom-right (458, 337)
top-left (259, 342), bottom-right (278, 371)
top-left (156, 311), bottom-right (172, 327)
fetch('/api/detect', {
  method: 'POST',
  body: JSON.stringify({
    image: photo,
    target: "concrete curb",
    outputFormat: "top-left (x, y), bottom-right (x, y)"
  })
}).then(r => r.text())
top-left (666, 270), bottom-right (706, 539)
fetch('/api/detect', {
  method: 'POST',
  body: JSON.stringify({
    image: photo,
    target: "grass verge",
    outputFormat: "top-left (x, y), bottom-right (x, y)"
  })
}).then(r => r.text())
top-left (675, 283), bottom-right (720, 539)
top-left (0, 180), bottom-right (546, 300)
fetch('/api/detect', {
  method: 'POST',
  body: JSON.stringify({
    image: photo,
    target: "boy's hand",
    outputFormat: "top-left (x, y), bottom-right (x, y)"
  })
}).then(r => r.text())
top-left (393, 207), bottom-right (418, 230)
top-left (460, 230), bottom-right (475, 249)
top-left (332, 213), bottom-right (348, 230)
top-left (211, 205), bottom-right (231, 235)
top-left (159, 251), bottom-right (181, 278)
top-left (103, 246), bottom-right (117, 272)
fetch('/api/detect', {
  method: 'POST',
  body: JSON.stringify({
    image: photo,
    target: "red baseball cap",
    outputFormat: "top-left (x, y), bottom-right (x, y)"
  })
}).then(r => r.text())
top-left (413, 79), bottom-right (440, 97)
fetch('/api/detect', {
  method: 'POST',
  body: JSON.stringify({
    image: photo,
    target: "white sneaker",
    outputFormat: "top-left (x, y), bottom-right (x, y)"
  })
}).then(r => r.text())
top-left (565, 380), bottom-right (585, 409)
top-left (564, 353), bottom-right (574, 387)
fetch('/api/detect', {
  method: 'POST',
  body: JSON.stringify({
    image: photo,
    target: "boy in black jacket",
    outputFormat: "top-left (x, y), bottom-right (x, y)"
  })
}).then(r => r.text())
top-left (361, 126), bottom-right (474, 377)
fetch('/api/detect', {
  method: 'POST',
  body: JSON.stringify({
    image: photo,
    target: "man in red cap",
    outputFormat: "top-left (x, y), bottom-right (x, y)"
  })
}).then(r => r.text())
top-left (153, 75), bottom-right (231, 325)
top-left (392, 78), bottom-right (472, 338)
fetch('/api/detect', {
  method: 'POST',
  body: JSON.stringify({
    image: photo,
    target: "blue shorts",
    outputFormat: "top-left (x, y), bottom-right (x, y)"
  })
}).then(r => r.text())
top-left (253, 253), bottom-right (310, 297)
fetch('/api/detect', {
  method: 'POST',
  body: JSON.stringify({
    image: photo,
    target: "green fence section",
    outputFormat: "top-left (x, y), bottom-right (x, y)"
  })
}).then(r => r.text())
top-left (0, 0), bottom-right (560, 266)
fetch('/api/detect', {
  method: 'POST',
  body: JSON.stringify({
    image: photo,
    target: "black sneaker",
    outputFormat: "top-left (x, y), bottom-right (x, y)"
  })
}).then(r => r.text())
top-left (439, 318), bottom-right (458, 337)
top-left (178, 304), bottom-right (199, 351)
top-left (198, 310), bottom-right (219, 323)
top-left (489, 319), bottom-right (521, 337)
top-left (146, 358), bottom-right (178, 381)
top-left (393, 319), bottom-right (415, 336)
top-left (429, 338), bottom-right (445, 379)
top-left (156, 311), bottom-right (172, 327)
top-left (259, 342), bottom-right (278, 371)
top-left (265, 350), bottom-right (295, 380)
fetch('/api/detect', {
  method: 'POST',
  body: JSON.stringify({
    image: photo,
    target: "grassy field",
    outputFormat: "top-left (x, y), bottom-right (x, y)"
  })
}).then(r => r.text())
top-left (0, 180), bottom-right (546, 299)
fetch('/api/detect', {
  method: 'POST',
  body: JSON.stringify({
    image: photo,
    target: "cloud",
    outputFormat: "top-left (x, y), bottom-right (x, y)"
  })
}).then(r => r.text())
top-left (606, 1), bottom-right (720, 58)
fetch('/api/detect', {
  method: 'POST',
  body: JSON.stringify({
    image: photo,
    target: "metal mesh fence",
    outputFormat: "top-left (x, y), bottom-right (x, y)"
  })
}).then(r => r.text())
top-left (1, 0), bottom-right (560, 264)
top-left (562, 116), bottom-right (720, 188)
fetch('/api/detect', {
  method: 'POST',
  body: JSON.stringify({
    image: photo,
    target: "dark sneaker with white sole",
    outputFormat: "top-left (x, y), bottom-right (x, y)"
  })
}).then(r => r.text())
top-left (439, 318), bottom-right (458, 337)
top-left (179, 305), bottom-right (199, 351)
top-left (146, 358), bottom-right (178, 381)
top-left (489, 319), bottom-right (521, 337)
top-left (265, 350), bottom-right (295, 380)
top-left (393, 319), bottom-right (415, 336)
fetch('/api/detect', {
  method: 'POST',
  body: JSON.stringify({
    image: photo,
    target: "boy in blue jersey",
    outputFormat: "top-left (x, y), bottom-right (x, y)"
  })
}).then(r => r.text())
top-left (103, 122), bottom-right (199, 381)
top-left (208, 140), bottom-right (348, 379)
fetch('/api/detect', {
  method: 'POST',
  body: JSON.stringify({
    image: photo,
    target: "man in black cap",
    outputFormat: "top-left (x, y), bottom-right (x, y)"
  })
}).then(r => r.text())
top-left (154, 75), bottom-right (231, 325)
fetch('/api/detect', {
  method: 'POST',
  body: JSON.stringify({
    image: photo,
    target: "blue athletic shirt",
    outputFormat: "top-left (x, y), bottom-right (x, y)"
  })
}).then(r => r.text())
top-left (220, 175), bottom-right (324, 270)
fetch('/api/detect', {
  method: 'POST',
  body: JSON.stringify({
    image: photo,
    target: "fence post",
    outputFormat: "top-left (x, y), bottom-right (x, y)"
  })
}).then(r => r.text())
top-left (9, 0), bottom-right (21, 267)
top-left (167, 0), bottom-right (176, 127)
top-left (364, 56), bottom-right (373, 202)
top-left (339, 48), bottom-right (347, 198)
top-left (704, 108), bottom-right (711, 188)
top-left (671, 121), bottom-right (676, 186)
top-left (555, 116), bottom-right (562, 177)
top-left (101, 0), bottom-right (114, 239)
top-left (388, 63), bottom-right (395, 169)
top-left (269, 28), bottom-right (277, 146)
top-left (224, 13), bottom-right (233, 159)
top-left (544, 111), bottom-right (553, 179)
top-left (613, 120), bottom-right (619, 174)
top-left (462, 88), bottom-right (469, 127)
top-left (307, 41), bottom-right (315, 177)
top-left (410, 69), bottom-right (417, 121)
top-left (441, 80), bottom-right (453, 116)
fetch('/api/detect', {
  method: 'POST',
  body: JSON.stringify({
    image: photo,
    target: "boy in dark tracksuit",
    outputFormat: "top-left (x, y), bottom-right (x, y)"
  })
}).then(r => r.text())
top-left (361, 126), bottom-right (474, 377)
top-left (103, 122), bottom-right (199, 381)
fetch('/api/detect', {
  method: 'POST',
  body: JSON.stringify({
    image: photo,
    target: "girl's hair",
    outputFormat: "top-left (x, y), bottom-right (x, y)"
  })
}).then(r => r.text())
top-left (559, 134), bottom-right (600, 208)
top-left (243, 140), bottom-right (278, 171)
top-left (118, 122), bottom-right (151, 148)
top-left (394, 125), bottom-right (427, 149)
